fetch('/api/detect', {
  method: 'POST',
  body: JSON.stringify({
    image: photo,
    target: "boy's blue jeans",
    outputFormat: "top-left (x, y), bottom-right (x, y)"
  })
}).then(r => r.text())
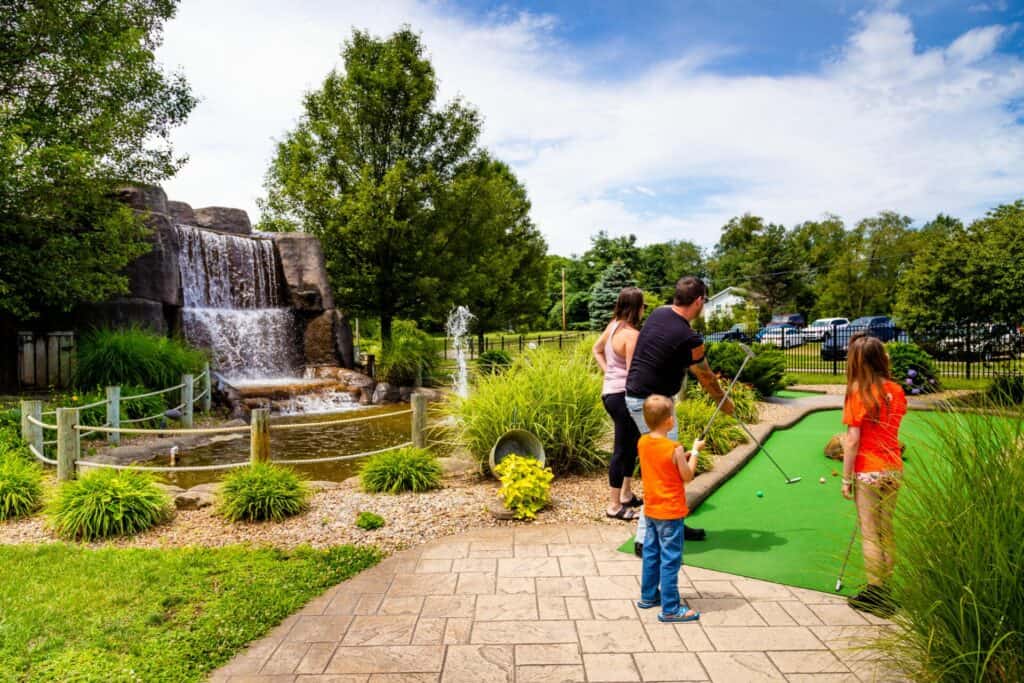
top-left (641, 516), bottom-right (685, 617)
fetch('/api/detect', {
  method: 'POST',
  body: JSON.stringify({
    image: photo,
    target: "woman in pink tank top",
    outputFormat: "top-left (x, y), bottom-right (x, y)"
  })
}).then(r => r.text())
top-left (592, 287), bottom-right (645, 519)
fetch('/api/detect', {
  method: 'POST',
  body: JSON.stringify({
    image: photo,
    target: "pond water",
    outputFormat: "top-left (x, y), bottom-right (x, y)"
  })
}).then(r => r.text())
top-left (145, 404), bottom-right (432, 489)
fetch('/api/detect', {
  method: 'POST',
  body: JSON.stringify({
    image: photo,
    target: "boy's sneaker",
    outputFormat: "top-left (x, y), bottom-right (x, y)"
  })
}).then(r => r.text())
top-left (636, 592), bottom-right (661, 609)
top-left (658, 607), bottom-right (701, 623)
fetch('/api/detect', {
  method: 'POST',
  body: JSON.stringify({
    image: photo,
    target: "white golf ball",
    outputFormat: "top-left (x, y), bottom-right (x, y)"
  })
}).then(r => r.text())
top-left (819, 477), bottom-right (826, 484)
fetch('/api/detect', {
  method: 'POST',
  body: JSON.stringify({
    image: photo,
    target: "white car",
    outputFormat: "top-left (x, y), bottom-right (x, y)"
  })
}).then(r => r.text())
top-left (803, 317), bottom-right (849, 342)
top-left (760, 324), bottom-right (804, 348)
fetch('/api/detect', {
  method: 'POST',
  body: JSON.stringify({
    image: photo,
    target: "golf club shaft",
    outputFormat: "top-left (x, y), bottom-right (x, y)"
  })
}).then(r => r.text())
top-left (736, 420), bottom-right (800, 483)
top-left (836, 522), bottom-right (859, 591)
top-left (699, 349), bottom-right (754, 443)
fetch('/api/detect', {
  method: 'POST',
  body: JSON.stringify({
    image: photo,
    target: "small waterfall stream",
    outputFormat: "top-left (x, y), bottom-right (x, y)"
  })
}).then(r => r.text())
top-left (176, 226), bottom-right (300, 380)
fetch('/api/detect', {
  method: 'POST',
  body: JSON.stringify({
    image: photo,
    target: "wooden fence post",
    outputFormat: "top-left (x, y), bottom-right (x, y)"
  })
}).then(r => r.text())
top-left (411, 392), bottom-right (427, 449)
top-left (250, 408), bottom-right (270, 464)
top-left (20, 400), bottom-right (43, 456)
top-left (56, 407), bottom-right (79, 481)
top-left (106, 386), bottom-right (120, 445)
top-left (181, 374), bottom-right (194, 428)
top-left (201, 362), bottom-right (212, 413)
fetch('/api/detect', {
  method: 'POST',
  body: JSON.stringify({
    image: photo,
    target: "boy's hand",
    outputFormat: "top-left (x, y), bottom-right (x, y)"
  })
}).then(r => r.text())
top-left (690, 439), bottom-right (706, 454)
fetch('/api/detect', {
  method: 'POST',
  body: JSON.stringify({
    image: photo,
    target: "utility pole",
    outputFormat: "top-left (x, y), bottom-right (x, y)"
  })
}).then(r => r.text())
top-left (561, 268), bottom-right (567, 332)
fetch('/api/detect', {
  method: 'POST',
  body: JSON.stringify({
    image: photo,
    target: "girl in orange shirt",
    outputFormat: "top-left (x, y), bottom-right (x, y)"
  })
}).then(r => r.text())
top-left (841, 334), bottom-right (907, 616)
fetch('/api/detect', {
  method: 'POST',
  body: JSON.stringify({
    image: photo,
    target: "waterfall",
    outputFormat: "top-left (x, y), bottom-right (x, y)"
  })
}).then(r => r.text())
top-left (176, 226), bottom-right (300, 379)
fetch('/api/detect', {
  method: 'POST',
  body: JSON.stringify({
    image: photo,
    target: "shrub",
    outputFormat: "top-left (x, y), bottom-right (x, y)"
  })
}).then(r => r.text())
top-left (674, 400), bottom-right (747, 473)
top-left (373, 321), bottom-right (438, 387)
top-left (873, 407), bottom-right (1024, 681)
top-left (219, 463), bottom-right (310, 522)
top-left (360, 446), bottom-right (443, 494)
top-left (987, 374), bottom-right (1024, 405)
top-left (0, 425), bottom-right (28, 462)
top-left (705, 342), bottom-right (787, 397)
top-left (0, 457), bottom-right (44, 521)
top-left (494, 454), bottom-right (554, 520)
top-left (684, 381), bottom-right (759, 424)
top-left (74, 327), bottom-right (206, 390)
top-left (885, 342), bottom-right (940, 395)
top-left (48, 384), bottom-right (169, 430)
top-left (355, 511), bottom-right (385, 530)
top-left (49, 469), bottom-right (172, 540)
top-left (477, 350), bottom-right (512, 375)
top-left (449, 344), bottom-right (607, 475)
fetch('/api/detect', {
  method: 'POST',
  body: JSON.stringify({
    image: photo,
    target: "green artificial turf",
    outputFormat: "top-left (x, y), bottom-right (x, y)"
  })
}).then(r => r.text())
top-left (774, 389), bottom-right (823, 399)
top-left (618, 410), bottom-right (970, 596)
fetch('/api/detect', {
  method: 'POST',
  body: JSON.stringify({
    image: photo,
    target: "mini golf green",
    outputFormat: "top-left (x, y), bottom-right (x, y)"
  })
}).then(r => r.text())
top-left (774, 389), bottom-right (824, 399)
top-left (618, 409), bottom-right (971, 596)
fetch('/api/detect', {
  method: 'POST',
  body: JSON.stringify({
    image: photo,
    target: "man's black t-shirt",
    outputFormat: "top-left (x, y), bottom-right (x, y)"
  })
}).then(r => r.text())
top-left (625, 306), bottom-right (704, 399)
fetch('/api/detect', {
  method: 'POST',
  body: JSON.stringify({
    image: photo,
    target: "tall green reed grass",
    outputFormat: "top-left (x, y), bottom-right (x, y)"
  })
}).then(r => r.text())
top-left (874, 404), bottom-right (1024, 682)
top-left (74, 327), bottom-right (206, 390)
top-left (448, 343), bottom-right (608, 475)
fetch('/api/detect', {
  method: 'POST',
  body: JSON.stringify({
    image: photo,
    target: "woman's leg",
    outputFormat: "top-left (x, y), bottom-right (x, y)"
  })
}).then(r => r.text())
top-left (854, 480), bottom-right (885, 586)
top-left (603, 393), bottom-right (628, 515)
top-left (619, 405), bottom-right (641, 504)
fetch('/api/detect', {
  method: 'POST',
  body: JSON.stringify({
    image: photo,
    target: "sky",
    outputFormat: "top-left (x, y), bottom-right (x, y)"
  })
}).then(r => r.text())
top-left (156, 0), bottom-right (1024, 256)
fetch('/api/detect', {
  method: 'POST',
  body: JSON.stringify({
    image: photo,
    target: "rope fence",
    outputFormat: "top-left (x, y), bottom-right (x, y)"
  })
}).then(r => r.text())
top-left (29, 444), bottom-right (58, 466)
top-left (121, 383), bottom-right (186, 401)
top-left (269, 441), bottom-right (412, 465)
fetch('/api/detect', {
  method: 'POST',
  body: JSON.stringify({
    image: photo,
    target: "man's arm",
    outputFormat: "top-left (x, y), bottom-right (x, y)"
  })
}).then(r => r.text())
top-left (688, 344), bottom-right (735, 415)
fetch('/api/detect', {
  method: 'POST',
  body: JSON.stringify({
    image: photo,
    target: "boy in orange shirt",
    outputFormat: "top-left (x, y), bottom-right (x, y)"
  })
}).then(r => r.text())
top-left (636, 394), bottom-right (704, 622)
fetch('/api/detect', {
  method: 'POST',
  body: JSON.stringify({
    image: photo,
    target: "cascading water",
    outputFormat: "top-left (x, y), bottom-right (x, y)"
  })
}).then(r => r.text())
top-left (446, 306), bottom-right (474, 398)
top-left (176, 225), bottom-right (300, 379)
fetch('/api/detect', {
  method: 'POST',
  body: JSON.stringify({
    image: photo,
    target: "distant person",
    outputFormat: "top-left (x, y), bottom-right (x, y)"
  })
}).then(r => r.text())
top-left (626, 276), bottom-right (733, 552)
top-left (635, 394), bottom-right (704, 622)
top-left (593, 287), bottom-right (645, 520)
top-left (841, 333), bottom-right (907, 617)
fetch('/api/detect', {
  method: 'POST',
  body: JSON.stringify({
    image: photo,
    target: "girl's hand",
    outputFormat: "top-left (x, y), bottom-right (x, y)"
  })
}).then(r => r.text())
top-left (841, 481), bottom-right (854, 500)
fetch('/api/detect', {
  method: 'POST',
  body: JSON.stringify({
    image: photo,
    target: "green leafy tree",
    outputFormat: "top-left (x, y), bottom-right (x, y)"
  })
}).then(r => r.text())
top-left (259, 28), bottom-right (484, 341)
top-left (787, 216), bottom-right (847, 317)
top-left (0, 0), bottom-right (196, 318)
top-left (637, 240), bottom-right (704, 299)
top-left (588, 261), bottom-right (636, 330)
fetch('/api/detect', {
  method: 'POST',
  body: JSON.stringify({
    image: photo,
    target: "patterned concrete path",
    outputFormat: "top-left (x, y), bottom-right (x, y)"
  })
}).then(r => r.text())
top-left (210, 524), bottom-right (903, 682)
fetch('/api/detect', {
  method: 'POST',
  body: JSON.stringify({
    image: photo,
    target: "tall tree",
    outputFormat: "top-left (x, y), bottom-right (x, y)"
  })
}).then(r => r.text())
top-left (708, 214), bottom-right (802, 314)
top-left (787, 216), bottom-right (847, 317)
top-left (588, 261), bottom-right (636, 330)
top-left (637, 240), bottom-right (704, 300)
top-left (259, 28), bottom-right (484, 341)
top-left (0, 0), bottom-right (196, 318)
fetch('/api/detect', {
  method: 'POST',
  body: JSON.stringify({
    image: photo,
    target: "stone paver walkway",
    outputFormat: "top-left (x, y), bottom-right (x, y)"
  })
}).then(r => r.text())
top-left (211, 524), bottom-right (903, 682)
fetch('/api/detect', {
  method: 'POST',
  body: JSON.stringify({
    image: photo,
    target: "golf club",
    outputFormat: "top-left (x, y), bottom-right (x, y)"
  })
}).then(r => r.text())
top-left (835, 522), bottom-right (859, 591)
top-left (698, 342), bottom-right (755, 442)
top-left (736, 420), bottom-right (802, 484)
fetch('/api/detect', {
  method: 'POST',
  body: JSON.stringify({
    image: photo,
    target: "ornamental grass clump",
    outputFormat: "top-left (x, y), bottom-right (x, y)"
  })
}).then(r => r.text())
top-left (494, 454), bottom-right (554, 520)
top-left (872, 406), bottom-right (1024, 681)
top-left (0, 457), bottom-right (44, 521)
top-left (360, 447), bottom-right (442, 494)
top-left (219, 463), bottom-right (310, 522)
top-left (49, 469), bottom-right (172, 540)
top-left (685, 381), bottom-right (759, 423)
top-left (450, 344), bottom-right (607, 475)
top-left (674, 400), bottom-right (747, 473)
top-left (74, 327), bottom-right (206, 389)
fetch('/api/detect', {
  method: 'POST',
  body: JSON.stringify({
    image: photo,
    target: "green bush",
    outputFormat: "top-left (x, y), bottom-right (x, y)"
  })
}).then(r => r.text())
top-left (684, 381), bottom-right (759, 423)
top-left (873, 408), bottom-right (1024, 681)
top-left (373, 320), bottom-right (438, 387)
top-left (705, 342), bottom-right (787, 397)
top-left (987, 374), bottom-right (1024, 405)
top-left (0, 457), bottom-right (44, 521)
top-left (449, 344), bottom-right (607, 475)
top-left (74, 327), bottom-right (206, 390)
top-left (675, 400), bottom-right (747, 473)
top-left (219, 463), bottom-right (310, 522)
top-left (355, 511), bottom-right (385, 530)
top-left (49, 469), bottom-right (172, 540)
top-left (360, 446), bottom-right (443, 494)
top-left (494, 454), bottom-right (554, 520)
top-left (0, 425), bottom-right (28, 462)
top-left (47, 384), bottom-right (170, 431)
top-left (477, 350), bottom-right (513, 375)
top-left (886, 342), bottom-right (940, 395)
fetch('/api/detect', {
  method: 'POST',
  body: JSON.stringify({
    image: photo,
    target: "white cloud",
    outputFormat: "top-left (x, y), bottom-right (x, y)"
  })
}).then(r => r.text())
top-left (157, 3), bottom-right (1024, 256)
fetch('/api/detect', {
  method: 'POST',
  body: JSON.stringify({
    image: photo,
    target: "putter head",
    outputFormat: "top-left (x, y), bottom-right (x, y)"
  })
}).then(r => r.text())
top-left (787, 477), bottom-right (802, 484)
top-left (835, 579), bottom-right (843, 592)
top-left (737, 342), bottom-right (756, 359)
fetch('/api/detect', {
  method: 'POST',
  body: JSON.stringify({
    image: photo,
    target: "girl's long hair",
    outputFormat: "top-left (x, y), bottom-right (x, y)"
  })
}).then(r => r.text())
top-left (613, 287), bottom-right (645, 329)
top-left (845, 333), bottom-right (892, 420)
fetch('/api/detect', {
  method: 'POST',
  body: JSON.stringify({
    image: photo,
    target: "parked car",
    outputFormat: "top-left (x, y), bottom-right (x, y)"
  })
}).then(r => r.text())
top-left (820, 316), bottom-right (898, 360)
top-left (705, 324), bottom-right (752, 344)
top-left (932, 323), bottom-right (1022, 361)
top-left (759, 324), bottom-right (804, 349)
top-left (803, 317), bottom-right (849, 342)
top-left (770, 313), bottom-right (806, 328)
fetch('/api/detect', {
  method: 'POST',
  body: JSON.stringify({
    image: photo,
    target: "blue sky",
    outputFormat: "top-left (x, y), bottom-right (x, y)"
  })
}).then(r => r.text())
top-left (158, 1), bottom-right (1024, 255)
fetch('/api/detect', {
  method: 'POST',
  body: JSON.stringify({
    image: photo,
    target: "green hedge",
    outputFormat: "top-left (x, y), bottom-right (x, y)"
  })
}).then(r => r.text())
top-left (705, 342), bottom-right (787, 397)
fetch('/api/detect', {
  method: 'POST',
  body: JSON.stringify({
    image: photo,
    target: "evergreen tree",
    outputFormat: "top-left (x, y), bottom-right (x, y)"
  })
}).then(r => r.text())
top-left (588, 261), bottom-right (636, 330)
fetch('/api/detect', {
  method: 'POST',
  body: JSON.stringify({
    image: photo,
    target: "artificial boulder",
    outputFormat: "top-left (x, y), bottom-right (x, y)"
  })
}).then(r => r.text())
top-left (271, 233), bottom-right (335, 311)
top-left (193, 206), bottom-right (252, 235)
top-left (168, 200), bottom-right (196, 225)
top-left (303, 311), bottom-right (338, 366)
top-left (115, 183), bottom-right (169, 216)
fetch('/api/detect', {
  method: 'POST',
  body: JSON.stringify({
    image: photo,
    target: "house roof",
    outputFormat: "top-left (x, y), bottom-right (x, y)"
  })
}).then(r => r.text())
top-left (707, 286), bottom-right (762, 303)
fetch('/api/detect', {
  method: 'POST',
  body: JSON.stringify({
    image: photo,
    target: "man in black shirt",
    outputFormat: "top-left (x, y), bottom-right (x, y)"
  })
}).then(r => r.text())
top-left (626, 276), bottom-right (734, 548)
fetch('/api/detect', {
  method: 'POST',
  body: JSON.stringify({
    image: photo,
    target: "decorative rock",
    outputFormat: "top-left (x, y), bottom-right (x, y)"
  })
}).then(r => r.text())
top-left (303, 310), bottom-right (338, 366)
top-left (270, 233), bottom-right (335, 311)
top-left (416, 388), bottom-right (447, 403)
top-left (372, 382), bottom-right (401, 404)
top-left (193, 206), bottom-right (252, 235)
top-left (488, 501), bottom-right (516, 520)
top-left (156, 483), bottom-right (186, 497)
top-left (359, 387), bottom-right (373, 405)
top-left (307, 366), bottom-right (375, 390)
top-left (333, 309), bottom-right (355, 368)
top-left (167, 200), bottom-right (196, 225)
top-left (308, 480), bottom-right (344, 491)
top-left (115, 184), bottom-right (169, 216)
top-left (824, 433), bottom-right (844, 460)
top-left (77, 297), bottom-right (174, 335)
top-left (174, 490), bottom-right (217, 510)
top-left (188, 482), bottom-right (222, 495)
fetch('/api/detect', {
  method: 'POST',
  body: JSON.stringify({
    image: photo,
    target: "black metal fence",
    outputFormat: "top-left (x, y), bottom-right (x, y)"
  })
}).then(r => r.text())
top-left (441, 332), bottom-right (587, 360)
top-left (707, 322), bottom-right (1024, 380)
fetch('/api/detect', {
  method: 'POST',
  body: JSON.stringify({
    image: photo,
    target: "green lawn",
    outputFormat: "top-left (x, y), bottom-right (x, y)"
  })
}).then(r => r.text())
top-left (787, 372), bottom-right (990, 391)
top-left (0, 544), bottom-right (380, 682)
